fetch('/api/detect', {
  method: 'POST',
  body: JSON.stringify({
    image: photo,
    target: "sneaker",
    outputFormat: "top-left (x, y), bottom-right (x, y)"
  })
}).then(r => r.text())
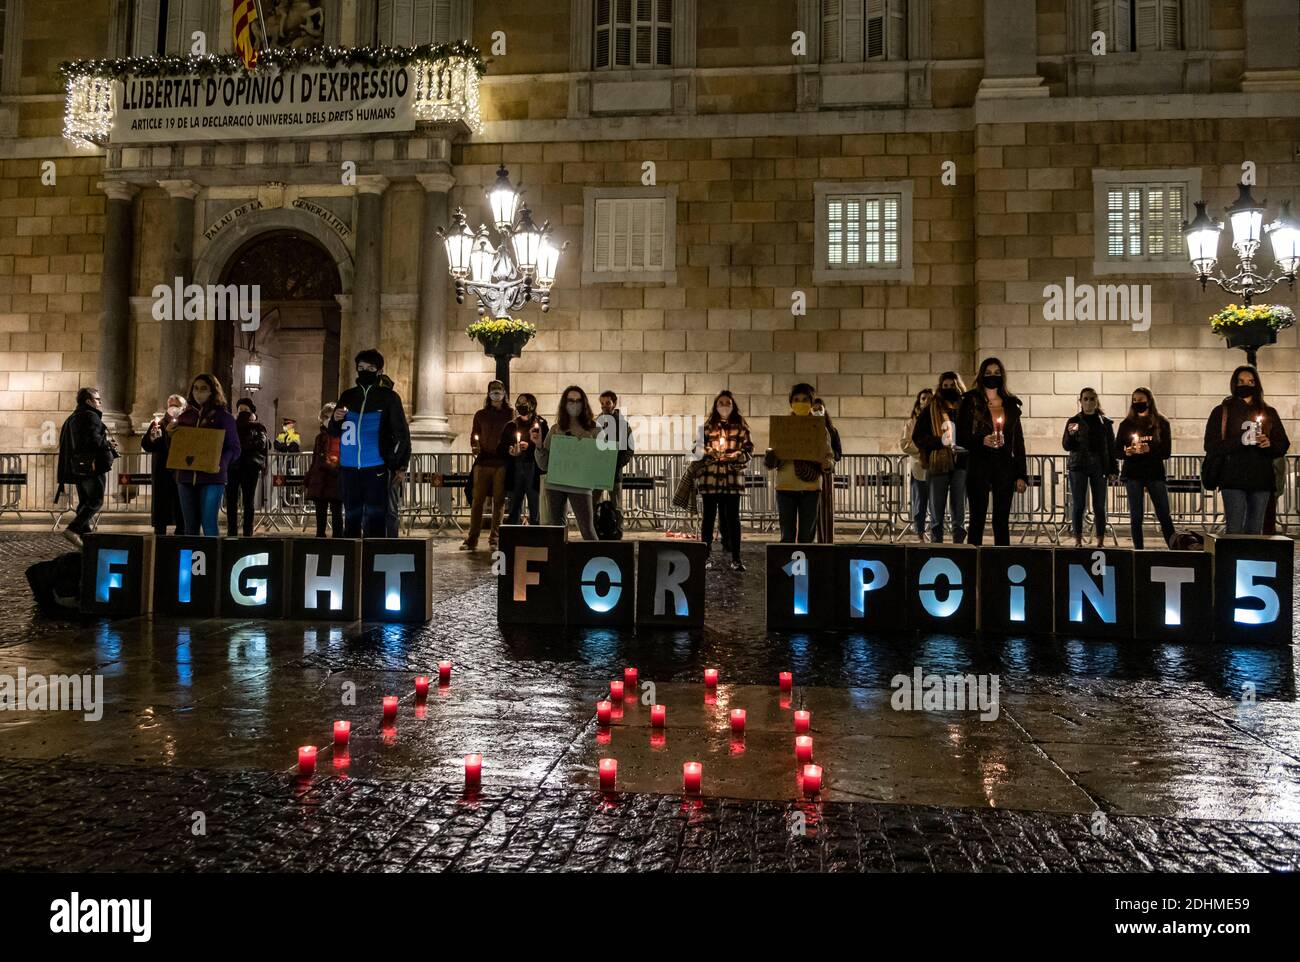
top-left (731, 560), bottom-right (746, 572)
top-left (704, 557), bottom-right (715, 570)
top-left (459, 541), bottom-right (475, 551)
top-left (61, 528), bottom-right (83, 549)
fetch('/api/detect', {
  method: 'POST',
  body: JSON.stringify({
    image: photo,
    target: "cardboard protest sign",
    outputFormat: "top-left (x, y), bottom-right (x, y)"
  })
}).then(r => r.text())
top-left (769, 415), bottom-right (828, 462)
top-left (166, 426), bottom-right (226, 474)
top-left (547, 434), bottom-right (617, 489)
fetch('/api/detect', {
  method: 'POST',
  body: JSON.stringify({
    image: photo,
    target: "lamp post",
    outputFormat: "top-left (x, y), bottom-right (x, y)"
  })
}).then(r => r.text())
top-left (1183, 183), bottom-right (1300, 367)
top-left (438, 165), bottom-right (564, 392)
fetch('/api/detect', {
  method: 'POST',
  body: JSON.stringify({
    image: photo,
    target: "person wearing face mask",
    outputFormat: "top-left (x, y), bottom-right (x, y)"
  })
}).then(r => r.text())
top-left (226, 398), bottom-right (270, 538)
top-left (533, 385), bottom-right (600, 540)
top-left (140, 393), bottom-right (187, 537)
top-left (55, 387), bottom-right (119, 548)
top-left (170, 373), bottom-right (241, 537)
top-left (810, 398), bottom-right (842, 543)
top-left (305, 403), bottom-right (344, 537)
top-left (956, 357), bottom-right (1027, 546)
top-left (1061, 387), bottom-right (1118, 548)
top-left (461, 380), bottom-right (514, 551)
top-left (764, 383), bottom-right (835, 544)
top-left (912, 372), bottom-right (969, 543)
top-left (498, 392), bottom-right (548, 525)
top-left (693, 391), bottom-right (754, 570)
top-left (1204, 365), bottom-right (1290, 534)
top-left (274, 418), bottom-right (301, 453)
top-left (900, 389), bottom-right (933, 542)
top-left (330, 349), bottom-right (412, 538)
top-left (1116, 388), bottom-right (1175, 548)
top-left (595, 390), bottom-right (635, 513)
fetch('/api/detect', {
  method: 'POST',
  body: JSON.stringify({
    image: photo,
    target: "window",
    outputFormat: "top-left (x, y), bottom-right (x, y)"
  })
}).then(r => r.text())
top-left (814, 181), bottom-right (913, 283)
top-left (821, 0), bottom-right (906, 63)
top-left (129, 0), bottom-right (206, 56)
top-left (1092, 0), bottom-right (1181, 52)
top-left (1093, 169), bottom-right (1199, 274)
top-left (376, 0), bottom-right (454, 46)
top-left (582, 187), bottom-right (677, 283)
top-left (594, 0), bottom-right (672, 69)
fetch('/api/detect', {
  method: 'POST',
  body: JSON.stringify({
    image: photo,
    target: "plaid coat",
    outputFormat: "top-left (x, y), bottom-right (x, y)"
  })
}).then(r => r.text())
top-left (694, 421), bottom-right (754, 496)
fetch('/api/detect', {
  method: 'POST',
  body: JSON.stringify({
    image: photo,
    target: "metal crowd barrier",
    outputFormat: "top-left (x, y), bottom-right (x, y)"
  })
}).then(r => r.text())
top-left (835, 455), bottom-right (906, 542)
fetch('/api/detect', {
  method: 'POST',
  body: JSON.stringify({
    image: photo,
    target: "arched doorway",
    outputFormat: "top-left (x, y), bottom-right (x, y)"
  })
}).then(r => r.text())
top-left (215, 230), bottom-right (343, 438)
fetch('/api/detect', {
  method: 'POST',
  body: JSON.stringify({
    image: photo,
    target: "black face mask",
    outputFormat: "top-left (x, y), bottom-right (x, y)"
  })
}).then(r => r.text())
top-left (983, 375), bottom-right (1003, 390)
top-left (1234, 384), bottom-right (1256, 400)
top-left (357, 369), bottom-right (379, 387)
top-left (517, 404), bottom-right (531, 415)
top-left (940, 387), bottom-right (961, 403)
top-left (1133, 401), bottom-right (1149, 413)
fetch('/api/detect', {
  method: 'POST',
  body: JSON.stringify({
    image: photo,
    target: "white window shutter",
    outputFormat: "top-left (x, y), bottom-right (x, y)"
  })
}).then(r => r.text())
top-left (648, 199), bottom-right (665, 268)
top-left (377, 0), bottom-right (395, 47)
top-left (887, 0), bottom-right (906, 59)
top-left (1106, 188), bottom-right (1125, 258)
top-left (133, 0), bottom-right (161, 56)
top-left (435, 0), bottom-right (453, 43)
top-left (822, 0), bottom-right (842, 62)
top-left (1114, 0), bottom-right (1132, 50)
top-left (847, 0), bottom-right (868, 63)
top-left (594, 200), bottom-right (613, 272)
top-left (1159, 0), bottom-right (1180, 49)
top-left (413, 0), bottom-right (434, 44)
top-left (827, 198), bottom-right (844, 265)
top-left (1135, 0), bottom-right (1158, 50)
top-left (392, 0), bottom-right (415, 45)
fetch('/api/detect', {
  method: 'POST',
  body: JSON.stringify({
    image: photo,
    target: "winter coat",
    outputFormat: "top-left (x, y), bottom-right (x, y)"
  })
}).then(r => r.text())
top-left (692, 420), bottom-right (754, 496)
top-left (56, 403), bottom-right (115, 486)
top-left (1116, 414), bottom-right (1172, 482)
top-left (1204, 396), bottom-right (1290, 493)
top-left (956, 389), bottom-right (1028, 482)
top-left (330, 380), bottom-right (412, 472)
top-left (140, 414), bottom-right (179, 528)
top-left (496, 414), bottom-right (548, 491)
top-left (471, 403), bottom-right (516, 468)
top-left (1061, 411), bottom-right (1118, 475)
top-left (171, 403), bottom-right (241, 486)
top-left (232, 416), bottom-right (270, 474)
top-left (304, 428), bottom-right (342, 503)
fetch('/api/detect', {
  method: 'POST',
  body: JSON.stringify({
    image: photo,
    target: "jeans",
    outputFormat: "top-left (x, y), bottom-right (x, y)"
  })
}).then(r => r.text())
top-left (702, 493), bottom-right (742, 560)
top-left (68, 475), bottom-right (105, 535)
top-left (467, 464), bottom-right (506, 546)
top-left (315, 500), bottom-right (343, 538)
top-left (1221, 488), bottom-right (1270, 534)
top-left (1124, 478), bottom-right (1175, 549)
top-left (386, 475), bottom-right (403, 537)
top-left (176, 481), bottom-right (224, 537)
top-left (545, 488), bottom-right (597, 540)
top-left (966, 457), bottom-right (1016, 546)
top-left (506, 462), bottom-right (539, 525)
top-left (225, 468), bottom-right (260, 538)
top-left (776, 490), bottom-right (820, 543)
top-left (340, 466), bottom-right (391, 538)
top-left (1069, 467), bottom-right (1107, 541)
top-left (909, 476), bottom-right (929, 537)
top-left (927, 468), bottom-right (967, 543)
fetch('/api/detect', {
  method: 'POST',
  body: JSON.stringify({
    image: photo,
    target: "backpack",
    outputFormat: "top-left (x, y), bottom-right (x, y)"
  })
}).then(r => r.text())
top-left (594, 499), bottom-right (623, 541)
top-left (1168, 530), bottom-right (1205, 551)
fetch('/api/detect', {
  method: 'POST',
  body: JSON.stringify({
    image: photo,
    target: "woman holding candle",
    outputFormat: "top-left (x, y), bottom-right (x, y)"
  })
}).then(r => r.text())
top-left (1204, 366), bottom-right (1290, 534)
top-left (1061, 387), bottom-right (1118, 548)
top-left (534, 385), bottom-right (600, 540)
top-left (305, 403), bottom-right (344, 537)
top-left (900, 388), bottom-right (933, 542)
top-left (499, 392), bottom-right (548, 526)
top-left (461, 380), bottom-right (514, 551)
top-left (764, 383), bottom-right (835, 544)
top-left (139, 393), bottom-right (187, 537)
top-left (956, 358), bottom-right (1027, 546)
top-left (1116, 388), bottom-right (1176, 549)
top-left (912, 372), bottom-right (969, 544)
top-left (693, 391), bottom-right (754, 570)
top-left (811, 398), bottom-right (843, 543)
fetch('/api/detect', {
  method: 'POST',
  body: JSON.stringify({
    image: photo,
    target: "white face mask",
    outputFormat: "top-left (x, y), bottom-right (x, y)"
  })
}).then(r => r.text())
top-left (167, 406), bottom-right (183, 418)
top-left (565, 401), bottom-right (583, 418)
top-left (716, 404), bottom-right (733, 417)
top-left (489, 391), bottom-right (504, 402)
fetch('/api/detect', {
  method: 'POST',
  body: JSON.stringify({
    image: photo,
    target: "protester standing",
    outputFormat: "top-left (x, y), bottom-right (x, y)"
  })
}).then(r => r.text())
top-left (912, 372), bottom-right (968, 543)
top-left (595, 390), bottom-right (635, 512)
top-left (499, 392), bottom-right (547, 525)
top-left (171, 374), bottom-right (240, 537)
top-left (765, 383), bottom-right (834, 544)
top-left (957, 358), bottom-right (1027, 546)
top-left (1062, 387), bottom-right (1118, 547)
top-left (1204, 365), bottom-right (1290, 534)
top-left (140, 393), bottom-right (186, 537)
top-left (811, 397), bottom-right (842, 543)
top-left (305, 402), bottom-right (344, 538)
top-left (901, 388), bottom-right (933, 541)
top-left (331, 349), bottom-right (411, 539)
top-left (694, 391), bottom-right (754, 570)
top-left (534, 385), bottom-right (600, 540)
top-left (462, 380), bottom-right (514, 551)
top-left (227, 398), bottom-right (269, 538)
top-left (1116, 388), bottom-right (1175, 549)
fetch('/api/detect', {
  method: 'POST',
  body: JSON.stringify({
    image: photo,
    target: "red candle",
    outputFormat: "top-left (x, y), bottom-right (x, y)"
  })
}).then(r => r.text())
top-left (297, 745), bottom-right (317, 776)
top-left (599, 757), bottom-right (617, 792)
top-left (802, 764), bottom-right (823, 795)
top-left (624, 667), bottom-right (638, 688)
top-left (332, 720), bottom-right (351, 746)
top-left (596, 700), bottom-right (613, 726)
top-left (779, 671), bottom-right (793, 692)
top-left (464, 753), bottom-right (482, 789)
top-left (438, 660), bottom-right (452, 684)
top-left (382, 696), bottom-right (398, 721)
top-left (650, 704), bottom-right (666, 728)
top-left (683, 761), bottom-right (703, 794)
top-left (730, 708), bottom-right (746, 734)
top-left (609, 680), bottom-right (625, 701)
top-left (795, 735), bottom-right (814, 764)
top-left (704, 668), bottom-right (718, 687)
top-left (794, 710), bottom-right (811, 734)
top-left (414, 676), bottom-right (430, 698)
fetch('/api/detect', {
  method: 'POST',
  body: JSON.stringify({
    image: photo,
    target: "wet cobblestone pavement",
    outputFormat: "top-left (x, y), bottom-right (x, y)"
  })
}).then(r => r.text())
top-left (2, 531), bottom-right (1299, 873)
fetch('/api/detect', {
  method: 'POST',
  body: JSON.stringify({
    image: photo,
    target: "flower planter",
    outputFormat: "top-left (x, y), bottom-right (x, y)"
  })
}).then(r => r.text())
top-left (477, 330), bottom-right (532, 360)
top-left (1222, 320), bottom-right (1278, 352)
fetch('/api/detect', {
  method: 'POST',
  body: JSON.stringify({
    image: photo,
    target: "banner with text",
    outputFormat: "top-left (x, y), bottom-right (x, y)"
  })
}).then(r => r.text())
top-left (109, 65), bottom-right (416, 144)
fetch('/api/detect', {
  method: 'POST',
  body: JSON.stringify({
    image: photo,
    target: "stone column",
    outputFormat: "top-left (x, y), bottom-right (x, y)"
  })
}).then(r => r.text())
top-left (977, 0), bottom-right (1047, 98)
top-left (157, 179), bottom-right (201, 396)
top-left (352, 175), bottom-right (389, 360)
top-left (1242, 0), bottom-right (1300, 91)
top-left (410, 169), bottom-right (457, 452)
top-left (95, 181), bottom-right (138, 437)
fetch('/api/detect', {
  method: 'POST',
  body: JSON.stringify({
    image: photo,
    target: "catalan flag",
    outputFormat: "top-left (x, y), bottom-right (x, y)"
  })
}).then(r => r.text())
top-left (234, 0), bottom-right (260, 69)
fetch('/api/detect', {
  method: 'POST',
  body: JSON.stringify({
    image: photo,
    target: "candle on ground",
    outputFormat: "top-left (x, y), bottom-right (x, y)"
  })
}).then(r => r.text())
top-left (802, 764), bottom-right (823, 795)
top-left (415, 676), bottom-right (430, 698)
top-left (596, 700), bottom-right (613, 726)
top-left (609, 680), bottom-right (625, 701)
top-left (438, 661), bottom-right (452, 684)
top-left (795, 735), bottom-right (814, 764)
top-left (704, 668), bottom-right (718, 687)
top-left (599, 758), bottom-right (617, 792)
top-left (683, 761), bottom-right (703, 794)
top-left (297, 745), bottom-right (317, 776)
top-left (779, 671), bottom-right (793, 692)
top-left (730, 708), bottom-right (746, 734)
top-left (794, 710), bottom-right (811, 734)
top-left (382, 696), bottom-right (398, 721)
top-left (650, 704), bottom-right (666, 728)
top-left (464, 753), bottom-right (483, 789)
top-left (624, 667), bottom-right (638, 688)
top-left (333, 720), bottom-right (351, 746)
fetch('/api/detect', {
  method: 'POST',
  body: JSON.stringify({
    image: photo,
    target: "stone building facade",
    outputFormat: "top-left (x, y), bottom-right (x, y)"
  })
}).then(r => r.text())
top-left (1, 0), bottom-right (1298, 455)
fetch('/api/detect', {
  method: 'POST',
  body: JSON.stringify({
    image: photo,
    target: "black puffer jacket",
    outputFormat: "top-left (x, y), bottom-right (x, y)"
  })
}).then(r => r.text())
top-left (1061, 412), bottom-right (1118, 475)
top-left (1204, 396), bottom-right (1290, 492)
top-left (232, 415), bottom-right (270, 473)
top-left (56, 403), bottom-right (115, 485)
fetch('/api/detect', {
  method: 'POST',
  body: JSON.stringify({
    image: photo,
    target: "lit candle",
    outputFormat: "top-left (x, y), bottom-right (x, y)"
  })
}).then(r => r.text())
top-left (382, 696), bottom-right (398, 721)
top-left (802, 764), bottom-right (823, 795)
top-left (596, 699), bottom-right (613, 726)
top-left (599, 758), bottom-right (617, 792)
top-left (414, 676), bottom-right (430, 698)
top-left (651, 704), bottom-right (666, 728)
top-left (624, 666), bottom-right (638, 688)
top-left (609, 679), bottom-right (625, 701)
top-left (778, 671), bottom-right (793, 692)
top-left (794, 710), bottom-right (811, 734)
top-left (683, 761), bottom-right (703, 794)
top-left (297, 745), bottom-right (317, 777)
top-left (995, 416), bottom-right (1004, 441)
top-left (1256, 414), bottom-right (1264, 445)
top-left (704, 668), bottom-right (718, 687)
top-left (795, 735), bottom-right (813, 764)
top-left (438, 660), bottom-right (452, 685)
top-left (730, 708), bottom-right (746, 734)
top-left (333, 720), bottom-right (351, 746)
top-left (464, 753), bottom-right (483, 789)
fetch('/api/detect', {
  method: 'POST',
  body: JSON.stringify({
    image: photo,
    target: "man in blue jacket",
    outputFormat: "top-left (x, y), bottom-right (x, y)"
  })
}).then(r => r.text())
top-left (330, 349), bottom-right (411, 537)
